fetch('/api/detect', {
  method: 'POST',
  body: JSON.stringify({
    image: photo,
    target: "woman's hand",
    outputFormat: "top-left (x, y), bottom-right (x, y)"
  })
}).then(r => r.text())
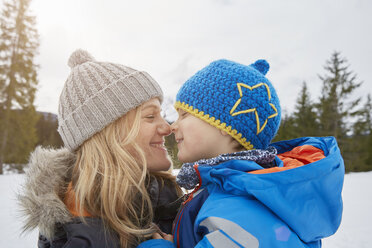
top-left (152, 232), bottom-right (173, 242)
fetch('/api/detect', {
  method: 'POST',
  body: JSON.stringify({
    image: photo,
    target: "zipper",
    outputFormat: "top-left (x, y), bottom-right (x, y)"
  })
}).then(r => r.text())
top-left (174, 164), bottom-right (202, 248)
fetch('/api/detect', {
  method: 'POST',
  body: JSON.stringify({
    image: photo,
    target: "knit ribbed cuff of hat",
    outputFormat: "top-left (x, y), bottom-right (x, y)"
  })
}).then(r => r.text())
top-left (58, 71), bottom-right (163, 151)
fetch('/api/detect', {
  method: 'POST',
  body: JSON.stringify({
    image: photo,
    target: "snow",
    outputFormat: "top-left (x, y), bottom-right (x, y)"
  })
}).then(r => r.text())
top-left (0, 174), bottom-right (38, 248)
top-left (322, 171), bottom-right (372, 248)
top-left (0, 172), bottom-right (371, 247)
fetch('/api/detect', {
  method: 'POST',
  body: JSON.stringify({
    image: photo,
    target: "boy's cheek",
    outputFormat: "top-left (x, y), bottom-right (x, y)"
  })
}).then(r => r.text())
top-left (176, 120), bottom-right (186, 131)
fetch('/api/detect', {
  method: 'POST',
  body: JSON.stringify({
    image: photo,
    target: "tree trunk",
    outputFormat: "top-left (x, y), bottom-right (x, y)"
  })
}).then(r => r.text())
top-left (0, 156), bottom-right (3, 175)
top-left (0, 124), bottom-right (9, 175)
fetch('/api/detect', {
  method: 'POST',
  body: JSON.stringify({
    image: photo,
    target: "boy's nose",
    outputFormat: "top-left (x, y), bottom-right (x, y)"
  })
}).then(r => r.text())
top-left (170, 121), bottom-right (178, 133)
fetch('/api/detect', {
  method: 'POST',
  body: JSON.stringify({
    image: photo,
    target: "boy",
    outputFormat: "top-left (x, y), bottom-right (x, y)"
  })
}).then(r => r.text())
top-left (139, 59), bottom-right (344, 248)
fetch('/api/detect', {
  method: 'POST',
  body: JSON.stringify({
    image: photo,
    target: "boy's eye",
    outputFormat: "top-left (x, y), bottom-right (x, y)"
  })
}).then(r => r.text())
top-left (181, 112), bottom-right (188, 117)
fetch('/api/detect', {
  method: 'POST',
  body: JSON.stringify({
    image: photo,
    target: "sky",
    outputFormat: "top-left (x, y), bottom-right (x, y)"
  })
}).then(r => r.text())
top-left (2, 0), bottom-right (372, 121)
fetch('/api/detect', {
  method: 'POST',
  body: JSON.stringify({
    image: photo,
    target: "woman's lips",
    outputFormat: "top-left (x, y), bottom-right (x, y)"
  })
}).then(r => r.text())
top-left (150, 142), bottom-right (167, 151)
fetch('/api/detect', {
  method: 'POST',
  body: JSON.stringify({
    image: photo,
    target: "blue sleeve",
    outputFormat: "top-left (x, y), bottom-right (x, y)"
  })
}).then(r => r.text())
top-left (194, 237), bottom-right (215, 247)
top-left (137, 239), bottom-right (174, 248)
top-left (194, 216), bottom-right (259, 248)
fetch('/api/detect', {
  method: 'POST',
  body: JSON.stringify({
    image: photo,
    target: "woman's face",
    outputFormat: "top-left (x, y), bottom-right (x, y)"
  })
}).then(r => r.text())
top-left (136, 98), bottom-right (172, 172)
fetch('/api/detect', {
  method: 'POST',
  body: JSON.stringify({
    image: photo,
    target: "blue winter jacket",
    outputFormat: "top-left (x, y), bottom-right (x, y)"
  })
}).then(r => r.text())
top-left (138, 136), bottom-right (344, 248)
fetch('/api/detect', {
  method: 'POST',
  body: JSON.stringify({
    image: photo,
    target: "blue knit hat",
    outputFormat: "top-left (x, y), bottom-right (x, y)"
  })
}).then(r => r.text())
top-left (175, 59), bottom-right (281, 150)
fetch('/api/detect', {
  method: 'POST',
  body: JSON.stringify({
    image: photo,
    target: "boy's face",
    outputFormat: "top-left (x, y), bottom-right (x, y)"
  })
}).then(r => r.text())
top-left (171, 109), bottom-right (233, 163)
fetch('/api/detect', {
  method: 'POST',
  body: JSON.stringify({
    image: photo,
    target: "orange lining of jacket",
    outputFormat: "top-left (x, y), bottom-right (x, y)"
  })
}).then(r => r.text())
top-left (249, 145), bottom-right (326, 174)
top-left (64, 182), bottom-right (92, 217)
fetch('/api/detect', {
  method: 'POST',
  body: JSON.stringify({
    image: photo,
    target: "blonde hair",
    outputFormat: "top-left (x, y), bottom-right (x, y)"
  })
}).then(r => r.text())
top-left (71, 106), bottom-right (179, 247)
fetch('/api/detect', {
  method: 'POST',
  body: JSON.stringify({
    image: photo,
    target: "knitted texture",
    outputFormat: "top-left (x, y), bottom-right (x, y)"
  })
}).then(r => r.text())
top-left (58, 49), bottom-right (163, 151)
top-left (175, 59), bottom-right (281, 150)
top-left (176, 147), bottom-right (277, 190)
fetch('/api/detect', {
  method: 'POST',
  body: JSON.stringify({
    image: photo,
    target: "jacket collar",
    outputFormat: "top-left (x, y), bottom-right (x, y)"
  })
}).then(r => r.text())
top-left (18, 147), bottom-right (76, 240)
top-left (176, 147), bottom-right (277, 190)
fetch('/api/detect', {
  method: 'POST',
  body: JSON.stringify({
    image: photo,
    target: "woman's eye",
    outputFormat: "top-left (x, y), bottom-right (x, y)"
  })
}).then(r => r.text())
top-left (145, 115), bottom-right (155, 119)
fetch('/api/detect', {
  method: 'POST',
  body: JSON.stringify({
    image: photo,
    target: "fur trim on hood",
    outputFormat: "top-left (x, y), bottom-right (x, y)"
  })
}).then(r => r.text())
top-left (18, 146), bottom-right (76, 240)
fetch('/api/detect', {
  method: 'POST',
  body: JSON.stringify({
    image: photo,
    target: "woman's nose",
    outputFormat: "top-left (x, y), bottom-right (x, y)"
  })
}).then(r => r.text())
top-left (158, 120), bottom-right (171, 136)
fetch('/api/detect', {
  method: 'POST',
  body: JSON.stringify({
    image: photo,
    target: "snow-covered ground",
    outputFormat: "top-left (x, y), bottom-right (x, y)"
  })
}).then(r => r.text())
top-left (0, 172), bottom-right (371, 247)
top-left (322, 171), bottom-right (372, 248)
top-left (0, 174), bottom-right (38, 248)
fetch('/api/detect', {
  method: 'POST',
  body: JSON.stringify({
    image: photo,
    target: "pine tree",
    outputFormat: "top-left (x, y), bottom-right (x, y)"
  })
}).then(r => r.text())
top-left (272, 110), bottom-right (296, 142)
top-left (0, 0), bottom-right (39, 174)
top-left (35, 112), bottom-right (63, 148)
top-left (317, 52), bottom-right (362, 139)
top-left (292, 82), bottom-right (319, 137)
top-left (3, 109), bottom-right (39, 164)
top-left (316, 52), bottom-right (363, 172)
top-left (353, 94), bottom-right (372, 136)
top-left (363, 95), bottom-right (372, 167)
top-left (351, 94), bottom-right (372, 171)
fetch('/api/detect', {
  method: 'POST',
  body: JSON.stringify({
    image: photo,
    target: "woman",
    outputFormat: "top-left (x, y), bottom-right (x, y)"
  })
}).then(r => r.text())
top-left (18, 49), bottom-right (182, 247)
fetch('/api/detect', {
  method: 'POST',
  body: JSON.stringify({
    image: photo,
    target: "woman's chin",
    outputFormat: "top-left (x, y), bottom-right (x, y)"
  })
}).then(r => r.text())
top-left (147, 157), bottom-right (172, 172)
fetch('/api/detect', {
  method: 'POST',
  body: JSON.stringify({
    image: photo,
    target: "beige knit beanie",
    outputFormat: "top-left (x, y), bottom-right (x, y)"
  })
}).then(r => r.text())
top-left (57, 49), bottom-right (163, 151)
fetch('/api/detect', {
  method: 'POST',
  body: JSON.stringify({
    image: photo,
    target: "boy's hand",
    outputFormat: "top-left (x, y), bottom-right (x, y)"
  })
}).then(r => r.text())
top-left (152, 232), bottom-right (173, 242)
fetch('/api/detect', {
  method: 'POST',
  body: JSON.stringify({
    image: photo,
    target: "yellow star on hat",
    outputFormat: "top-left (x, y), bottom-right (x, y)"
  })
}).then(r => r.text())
top-left (230, 82), bottom-right (278, 134)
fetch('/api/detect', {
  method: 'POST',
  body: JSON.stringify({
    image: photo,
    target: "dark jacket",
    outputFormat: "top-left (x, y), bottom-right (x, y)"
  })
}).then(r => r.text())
top-left (18, 147), bottom-right (181, 248)
top-left (37, 218), bottom-right (119, 248)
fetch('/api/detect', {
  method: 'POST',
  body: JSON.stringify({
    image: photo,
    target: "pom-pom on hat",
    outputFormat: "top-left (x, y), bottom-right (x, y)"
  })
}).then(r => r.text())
top-left (58, 49), bottom-right (163, 151)
top-left (175, 59), bottom-right (281, 150)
